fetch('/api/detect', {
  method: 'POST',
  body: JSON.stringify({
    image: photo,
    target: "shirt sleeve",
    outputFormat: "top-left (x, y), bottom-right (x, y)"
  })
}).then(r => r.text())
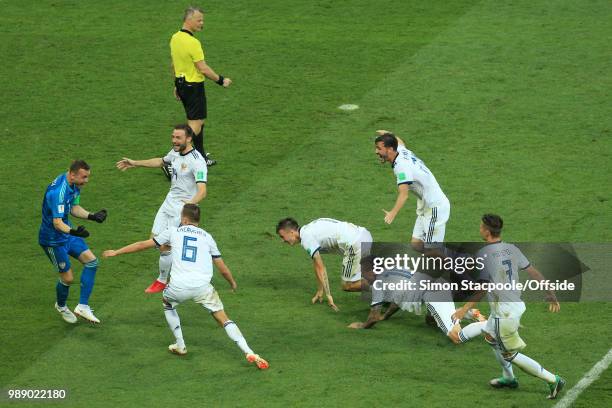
top-left (48, 190), bottom-right (65, 218)
top-left (300, 230), bottom-right (321, 258)
top-left (192, 159), bottom-right (208, 183)
top-left (191, 40), bottom-right (205, 62)
top-left (153, 229), bottom-right (172, 247)
top-left (162, 149), bottom-right (176, 165)
top-left (207, 234), bottom-right (222, 258)
top-left (516, 247), bottom-right (531, 270)
top-left (370, 277), bottom-right (385, 306)
top-left (393, 160), bottom-right (414, 186)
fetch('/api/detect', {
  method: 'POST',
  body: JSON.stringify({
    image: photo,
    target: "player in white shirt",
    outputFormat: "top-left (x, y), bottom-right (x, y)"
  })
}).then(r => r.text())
top-left (116, 124), bottom-right (208, 293)
top-left (348, 256), bottom-right (487, 345)
top-left (102, 204), bottom-right (269, 369)
top-left (374, 130), bottom-right (450, 253)
top-left (276, 217), bottom-right (373, 311)
top-left (452, 214), bottom-right (565, 399)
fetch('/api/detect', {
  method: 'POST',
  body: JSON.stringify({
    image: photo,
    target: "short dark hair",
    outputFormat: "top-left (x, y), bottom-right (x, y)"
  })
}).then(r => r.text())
top-left (482, 214), bottom-right (503, 237)
top-left (374, 132), bottom-right (398, 151)
top-left (276, 217), bottom-right (299, 233)
top-left (174, 124), bottom-right (195, 139)
top-left (69, 160), bottom-right (90, 173)
top-left (182, 203), bottom-right (201, 223)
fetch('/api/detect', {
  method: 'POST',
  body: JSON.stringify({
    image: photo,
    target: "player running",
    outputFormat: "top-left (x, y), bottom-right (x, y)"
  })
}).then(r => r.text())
top-left (116, 124), bottom-right (207, 293)
top-left (39, 160), bottom-right (108, 324)
top-left (452, 214), bottom-right (565, 399)
top-left (348, 256), bottom-right (486, 345)
top-left (102, 204), bottom-right (269, 369)
top-left (374, 130), bottom-right (450, 253)
top-left (276, 217), bottom-right (372, 311)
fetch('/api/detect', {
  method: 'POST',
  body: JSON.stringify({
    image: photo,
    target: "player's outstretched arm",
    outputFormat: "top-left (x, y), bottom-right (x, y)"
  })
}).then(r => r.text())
top-left (349, 305), bottom-right (384, 329)
top-left (71, 205), bottom-right (107, 223)
top-left (452, 289), bottom-right (486, 321)
top-left (213, 258), bottom-right (238, 292)
top-left (116, 157), bottom-right (164, 171)
top-left (382, 303), bottom-right (400, 321)
top-left (524, 265), bottom-right (560, 312)
top-left (383, 183), bottom-right (409, 224)
top-left (102, 239), bottom-right (157, 258)
top-left (312, 253), bottom-right (338, 311)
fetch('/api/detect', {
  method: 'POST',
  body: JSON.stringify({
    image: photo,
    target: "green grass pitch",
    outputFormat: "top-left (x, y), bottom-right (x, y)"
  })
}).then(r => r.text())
top-left (1, 1), bottom-right (610, 407)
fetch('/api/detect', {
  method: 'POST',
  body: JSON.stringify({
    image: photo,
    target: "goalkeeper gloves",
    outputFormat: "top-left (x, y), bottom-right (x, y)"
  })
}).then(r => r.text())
top-left (69, 225), bottom-right (90, 238)
top-left (88, 209), bottom-right (108, 223)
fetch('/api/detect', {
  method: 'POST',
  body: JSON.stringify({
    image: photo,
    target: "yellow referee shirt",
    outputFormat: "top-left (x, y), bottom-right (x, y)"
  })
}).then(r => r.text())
top-left (170, 30), bottom-right (205, 83)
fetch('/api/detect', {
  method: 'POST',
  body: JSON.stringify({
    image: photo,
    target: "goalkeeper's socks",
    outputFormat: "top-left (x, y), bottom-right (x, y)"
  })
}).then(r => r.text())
top-left (512, 353), bottom-right (556, 383)
top-left (158, 251), bottom-right (172, 283)
top-left (56, 280), bottom-right (70, 307)
top-left (79, 259), bottom-right (98, 305)
top-left (223, 320), bottom-right (254, 354)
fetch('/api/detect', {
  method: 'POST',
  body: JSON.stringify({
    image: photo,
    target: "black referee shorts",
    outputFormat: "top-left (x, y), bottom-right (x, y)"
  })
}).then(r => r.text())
top-left (175, 78), bottom-right (207, 120)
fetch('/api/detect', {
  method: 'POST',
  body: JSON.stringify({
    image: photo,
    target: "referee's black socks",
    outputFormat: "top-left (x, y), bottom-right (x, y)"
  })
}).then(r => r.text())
top-left (193, 127), bottom-right (205, 156)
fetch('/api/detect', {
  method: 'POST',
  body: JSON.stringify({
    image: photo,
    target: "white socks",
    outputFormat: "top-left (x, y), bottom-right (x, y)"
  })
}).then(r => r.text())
top-left (164, 308), bottom-right (185, 348)
top-left (158, 251), bottom-right (172, 283)
top-left (459, 321), bottom-right (485, 342)
top-left (223, 320), bottom-right (254, 355)
top-left (512, 353), bottom-right (556, 383)
top-left (493, 348), bottom-right (515, 379)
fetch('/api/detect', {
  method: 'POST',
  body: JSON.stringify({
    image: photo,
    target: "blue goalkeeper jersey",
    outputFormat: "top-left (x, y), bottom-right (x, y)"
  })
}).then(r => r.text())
top-left (39, 173), bottom-right (81, 246)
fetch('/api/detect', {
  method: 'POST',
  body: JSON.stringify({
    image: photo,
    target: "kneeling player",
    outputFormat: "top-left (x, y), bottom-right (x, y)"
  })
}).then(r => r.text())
top-left (452, 214), bottom-right (564, 399)
top-left (348, 256), bottom-right (486, 345)
top-left (103, 204), bottom-right (268, 369)
top-left (276, 217), bottom-right (373, 311)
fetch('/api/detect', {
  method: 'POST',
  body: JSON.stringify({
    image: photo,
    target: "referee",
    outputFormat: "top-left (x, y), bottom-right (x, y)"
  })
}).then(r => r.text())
top-left (169, 6), bottom-right (231, 171)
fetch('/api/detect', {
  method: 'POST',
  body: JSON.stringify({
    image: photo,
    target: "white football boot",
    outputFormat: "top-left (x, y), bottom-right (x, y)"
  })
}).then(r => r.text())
top-left (55, 302), bottom-right (77, 324)
top-left (74, 304), bottom-right (100, 324)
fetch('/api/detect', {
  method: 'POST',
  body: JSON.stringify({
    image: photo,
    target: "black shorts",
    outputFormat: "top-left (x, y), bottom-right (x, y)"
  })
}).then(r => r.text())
top-left (175, 78), bottom-right (207, 120)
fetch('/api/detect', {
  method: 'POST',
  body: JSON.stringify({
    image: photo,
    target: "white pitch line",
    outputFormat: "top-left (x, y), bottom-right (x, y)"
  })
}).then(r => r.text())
top-left (553, 348), bottom-right (612, 408)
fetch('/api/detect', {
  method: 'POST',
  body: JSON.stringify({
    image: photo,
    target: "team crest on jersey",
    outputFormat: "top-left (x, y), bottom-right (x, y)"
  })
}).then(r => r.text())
top-left (181, 163), bottom-right (187, 171)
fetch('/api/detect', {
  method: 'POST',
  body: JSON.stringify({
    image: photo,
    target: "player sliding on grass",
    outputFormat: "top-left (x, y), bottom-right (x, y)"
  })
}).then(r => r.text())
top-left (348, 256), bottom-right (487, 345)
top-left (452, 214), bottom-right (564, 399)
top-left (276, 217), bottom-right (372, 311)
top-left (103, 204), bottom-right (269, 370)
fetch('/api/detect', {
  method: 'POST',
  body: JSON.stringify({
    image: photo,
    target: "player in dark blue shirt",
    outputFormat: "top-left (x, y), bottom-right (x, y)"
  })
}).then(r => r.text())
top-left (39, 160), bottom-right (107, 324)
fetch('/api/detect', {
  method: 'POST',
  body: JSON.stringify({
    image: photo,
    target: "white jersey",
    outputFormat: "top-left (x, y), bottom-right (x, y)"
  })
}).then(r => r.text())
top-left (162, 148), bottom-right (207, 203)
top-left (299, 218), bottom-right (365, 258)
top-left (476, 242), bottom-right (529, 318)
top-left (154, 225), bottom-right (221, 290)
top-left (393, 144), bottom-right (447, 209)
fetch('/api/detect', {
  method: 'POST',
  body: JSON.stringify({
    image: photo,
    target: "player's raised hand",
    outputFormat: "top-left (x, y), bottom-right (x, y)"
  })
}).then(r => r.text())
top-left (222, 77), bottom-right (232, 88)
top-left (348, 322), bottom-right (365, 329)
top-left (116, 158), bottom-right (136, 171)
top-left (88, 209), bottom-right (107, 223)
top-left (327, 296), bottom-right (339, 312)
top-left (383, 209), bottom-right (396, 224)
top-left (311, 290), bottom-right (323, 304)
top-left (102, 250), bottom-right (118, 258)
